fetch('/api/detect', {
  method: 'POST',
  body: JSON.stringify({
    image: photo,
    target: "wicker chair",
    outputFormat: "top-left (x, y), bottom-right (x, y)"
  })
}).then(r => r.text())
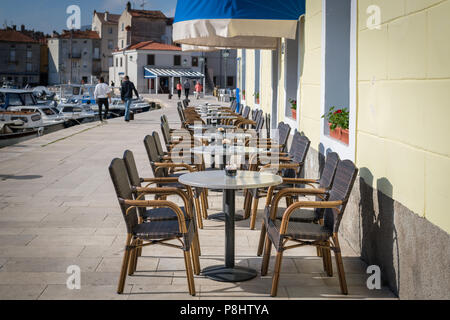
top-left (109, 158), bottom-right (200, 295)
top-left (261, 160), bottom-right (358, 296)
top-left (123, 149), bottom-right (204, 235)
top-left (246, 131), bottom-right (309, 229)
top-left (256, 152), bottom-right (340, 255)
top-left (144, 134), bottom-right (208, 225)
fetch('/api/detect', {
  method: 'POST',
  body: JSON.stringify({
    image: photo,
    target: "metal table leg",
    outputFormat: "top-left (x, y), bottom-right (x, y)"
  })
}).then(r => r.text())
top-left (202, 189), bottom-right (257, 282)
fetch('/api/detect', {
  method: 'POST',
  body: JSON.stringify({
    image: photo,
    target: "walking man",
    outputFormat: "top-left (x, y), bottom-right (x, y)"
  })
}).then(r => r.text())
top-left (183, 79), bottom-right (190, 99)
top-left (94, 77), bottom-right (111, 122)
top-left (121, 76), bottom-right (139, 122)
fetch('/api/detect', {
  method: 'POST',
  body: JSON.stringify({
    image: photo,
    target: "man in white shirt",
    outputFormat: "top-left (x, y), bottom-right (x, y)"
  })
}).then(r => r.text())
top-left (94, 77), bottom-right (111, 122)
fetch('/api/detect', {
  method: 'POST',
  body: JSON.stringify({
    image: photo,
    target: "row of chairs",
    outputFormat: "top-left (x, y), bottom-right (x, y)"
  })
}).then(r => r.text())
top-left (109, 99), bottom-right (359, 297)
top-left (164, 100), bottom-right (361, 296)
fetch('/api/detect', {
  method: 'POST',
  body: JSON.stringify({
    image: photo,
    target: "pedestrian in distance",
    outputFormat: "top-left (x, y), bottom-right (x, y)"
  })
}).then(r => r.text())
top-left (195, 81), bottom-right (202, 100)
top-left (176, 81), bottom-right (182, 100)
top-left (120, 76), bottom-right (139, 122)
top-left (94, 77), bottom-right (111, 122)
top-left (183, 79), bottom-right (190, 99)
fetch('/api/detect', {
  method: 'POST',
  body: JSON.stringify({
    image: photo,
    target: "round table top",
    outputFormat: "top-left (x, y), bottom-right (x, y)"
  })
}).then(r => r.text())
top-left (190, 145), bottom-right (267, 155)
top-left (179, 170), bottom-right (283, 190)
top-left (193, 132), bottom-right (252, 140)
top-left (188, 124), bottom-right (236, 130)
top-left (202, 115), bottom-right (237, 120)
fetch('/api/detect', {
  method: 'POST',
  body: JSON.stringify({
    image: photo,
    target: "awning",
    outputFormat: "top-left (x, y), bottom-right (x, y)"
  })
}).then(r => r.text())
top-left (181, 44), bottom-right (221, 52)
top-left (173, 0), bottom-right (306, 50)
top-left (144, 67), bottom-right (204, 78)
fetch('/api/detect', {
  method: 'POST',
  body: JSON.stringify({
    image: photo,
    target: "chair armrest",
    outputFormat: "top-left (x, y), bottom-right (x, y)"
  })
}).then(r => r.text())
top-left (120, 198), bottom-right (187, 233)
top-left (140, 177), bottom-right (179, 183)
top-left (282, 178), bottom-right (320, 185)
top-left (154, 163), bottom-right (195, 175)
top-left (262, 163), bottom-right (300, 170)
top-left (268, 188), bottom-right (328, 220)
top-left (279, 200), bottom-right (343, 234)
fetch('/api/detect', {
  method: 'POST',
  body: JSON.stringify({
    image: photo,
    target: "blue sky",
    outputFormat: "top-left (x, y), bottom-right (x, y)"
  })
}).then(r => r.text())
top-left (0, 0), bottom-right (178, 34)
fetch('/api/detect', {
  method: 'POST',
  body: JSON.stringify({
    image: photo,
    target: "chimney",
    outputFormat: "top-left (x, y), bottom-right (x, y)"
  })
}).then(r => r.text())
top-left (126, 1), bottom-right (131, 11)
top-left (21, 24), bottom-right (25, 32)
top-left (105, 11), bottom-right (108, 22)
top-left (12, 25), bottom-right (16, 31)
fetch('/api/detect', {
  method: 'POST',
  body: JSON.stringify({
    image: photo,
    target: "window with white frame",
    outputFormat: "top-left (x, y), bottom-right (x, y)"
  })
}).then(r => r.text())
top-left (254, 50), bottom-right (260, 104)
top-left (320, 0), bottom-right (357, 160)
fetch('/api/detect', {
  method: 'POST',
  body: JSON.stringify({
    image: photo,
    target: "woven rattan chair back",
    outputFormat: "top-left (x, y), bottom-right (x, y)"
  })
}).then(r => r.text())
top-left (144, 135), bottom-right (167, 177)
top-left (279, 122), bottom-right (291, 152)
top-left (123, 150), bottom-right (147, 217)
top-left (123, 150), bottom-right (141, 188)
top-left (152, 132), bottom-right (165, 157)
top-left (323, 160), bottom-right (358, 233)
top-left (238, 104), bottom-right (244, 115)
top-left (242, 106), bottom-right (251, 119)
top-left (319, 152), bottom-right (340, 190)
top-left (109, 158), bottom-right (139, 234)
top-left (265, 114), bottom-right (271, 138)
top-left (160, 121), bottom-right (171, 146)
top-left (255, 110), bottom-right (265, 132)
top-left (230, 100), bottom-right (237, 112)
top-left (177, 105), bottom-right (186, 123)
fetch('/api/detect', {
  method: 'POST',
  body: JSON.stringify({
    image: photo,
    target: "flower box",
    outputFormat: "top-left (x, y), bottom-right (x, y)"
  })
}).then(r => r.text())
top-left (328, 122), bottom-right (349, 145)
top-left (341, 128), bottom-right (349, 145)
top-left (291, 109), bottom-right (297, 120)
top-left (328, 122), bottom-right (341, 140)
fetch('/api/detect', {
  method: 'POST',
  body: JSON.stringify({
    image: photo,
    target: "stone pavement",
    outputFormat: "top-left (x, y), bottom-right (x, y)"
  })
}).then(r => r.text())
top-left (0, 94), bottom-right (396, 300)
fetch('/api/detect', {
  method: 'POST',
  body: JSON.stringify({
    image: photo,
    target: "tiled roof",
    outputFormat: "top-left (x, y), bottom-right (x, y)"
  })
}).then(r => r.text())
top-left (56, 30), bottom-right (100, 40)
top-left (0, 29), bottom-right (38, 43)
top-left (95, 11), bottom-right (120, 25)
top-left (125, 40), bottom-right (181, 51)
top-left (129, 9), bottom-right (167, 19)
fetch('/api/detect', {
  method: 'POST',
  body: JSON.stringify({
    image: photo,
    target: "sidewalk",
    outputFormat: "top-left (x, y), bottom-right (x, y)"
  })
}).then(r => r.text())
top-left (0, 94), bottom-right (396, 300)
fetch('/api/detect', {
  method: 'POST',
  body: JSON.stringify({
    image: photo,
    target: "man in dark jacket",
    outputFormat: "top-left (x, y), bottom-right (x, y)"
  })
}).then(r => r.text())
top-left (121, 76), bottom-right (139, 122)
top-left (183, 79), bottom-right (190, 99)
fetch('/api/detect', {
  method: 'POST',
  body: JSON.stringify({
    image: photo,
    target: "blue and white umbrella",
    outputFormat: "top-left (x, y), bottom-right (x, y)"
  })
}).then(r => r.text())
top-left (173, 0), bottom-right (306, 50)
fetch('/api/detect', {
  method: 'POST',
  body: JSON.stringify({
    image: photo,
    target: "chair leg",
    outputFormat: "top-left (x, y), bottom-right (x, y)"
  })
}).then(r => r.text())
top-left (316, 246), bottom-right (322, 257)
top-left (257, 221), bottom-right (267, 256)
top-left (183, 250), bottom-right (196, 296)
top-left (194, 196), bottom-right (204, 229)
top-left (200, 191), bottom-right (208, 219)
top-left (128, 239), bottom-right (137, 276)
top-left (243, 191), bottom-right (252, 219)
top-left (261, 234), bottom-right (272, 276)
top-left (117, 234), bottom-right (132, 294)
top-left (322, 242), bottom-right (333, 277)
top-left (191, 242), bottom-right (201, 275)
top-left (270, 251), bottom-right (284, 297)
top-left (249, 196), bottom-right (259, 230)
top-left (195, 231), bottom-right (202, 256)
top-left (333, 235), bottom-right (348, 295)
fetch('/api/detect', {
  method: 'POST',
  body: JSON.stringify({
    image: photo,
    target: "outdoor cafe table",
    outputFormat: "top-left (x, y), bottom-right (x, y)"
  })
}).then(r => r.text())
top-left (179, 170), bottom-right (283, 282)
top-left (187, 124), bottom-right (236, 130)
top-left (193, 132), bottom-right (252, 141)
top-left (190, 145), bottom-right (268, 221)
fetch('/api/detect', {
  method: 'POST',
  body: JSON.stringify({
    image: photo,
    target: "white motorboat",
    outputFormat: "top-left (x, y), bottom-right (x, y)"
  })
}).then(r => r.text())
top-left (1, 88), bottom-right (68, 133)
top-left (0, 110), bottom-right (44, 148)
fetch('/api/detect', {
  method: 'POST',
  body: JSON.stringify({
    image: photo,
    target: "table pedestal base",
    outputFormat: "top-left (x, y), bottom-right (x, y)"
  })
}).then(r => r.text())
top-left (202, 265), bottom-right (257, 282)
top-left (207, 212), bottom-right (245, 221)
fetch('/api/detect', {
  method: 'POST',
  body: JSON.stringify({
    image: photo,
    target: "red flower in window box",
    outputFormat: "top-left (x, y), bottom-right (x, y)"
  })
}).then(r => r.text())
top-left (323, 106), bottom-right (349, 145)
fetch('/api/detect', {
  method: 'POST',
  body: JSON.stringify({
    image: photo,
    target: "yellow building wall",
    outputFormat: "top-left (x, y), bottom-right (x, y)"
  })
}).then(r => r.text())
top-left (244, 50), bottom-right (256, 108)
top-left (298, 0), bottom-right (323, 147)
top-left (356, 0), bottom-right (450, 232)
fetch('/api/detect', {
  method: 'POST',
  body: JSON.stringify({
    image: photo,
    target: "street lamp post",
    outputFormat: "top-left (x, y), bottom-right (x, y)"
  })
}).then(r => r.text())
top-left (222, 50), bottom-right (230, 89)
